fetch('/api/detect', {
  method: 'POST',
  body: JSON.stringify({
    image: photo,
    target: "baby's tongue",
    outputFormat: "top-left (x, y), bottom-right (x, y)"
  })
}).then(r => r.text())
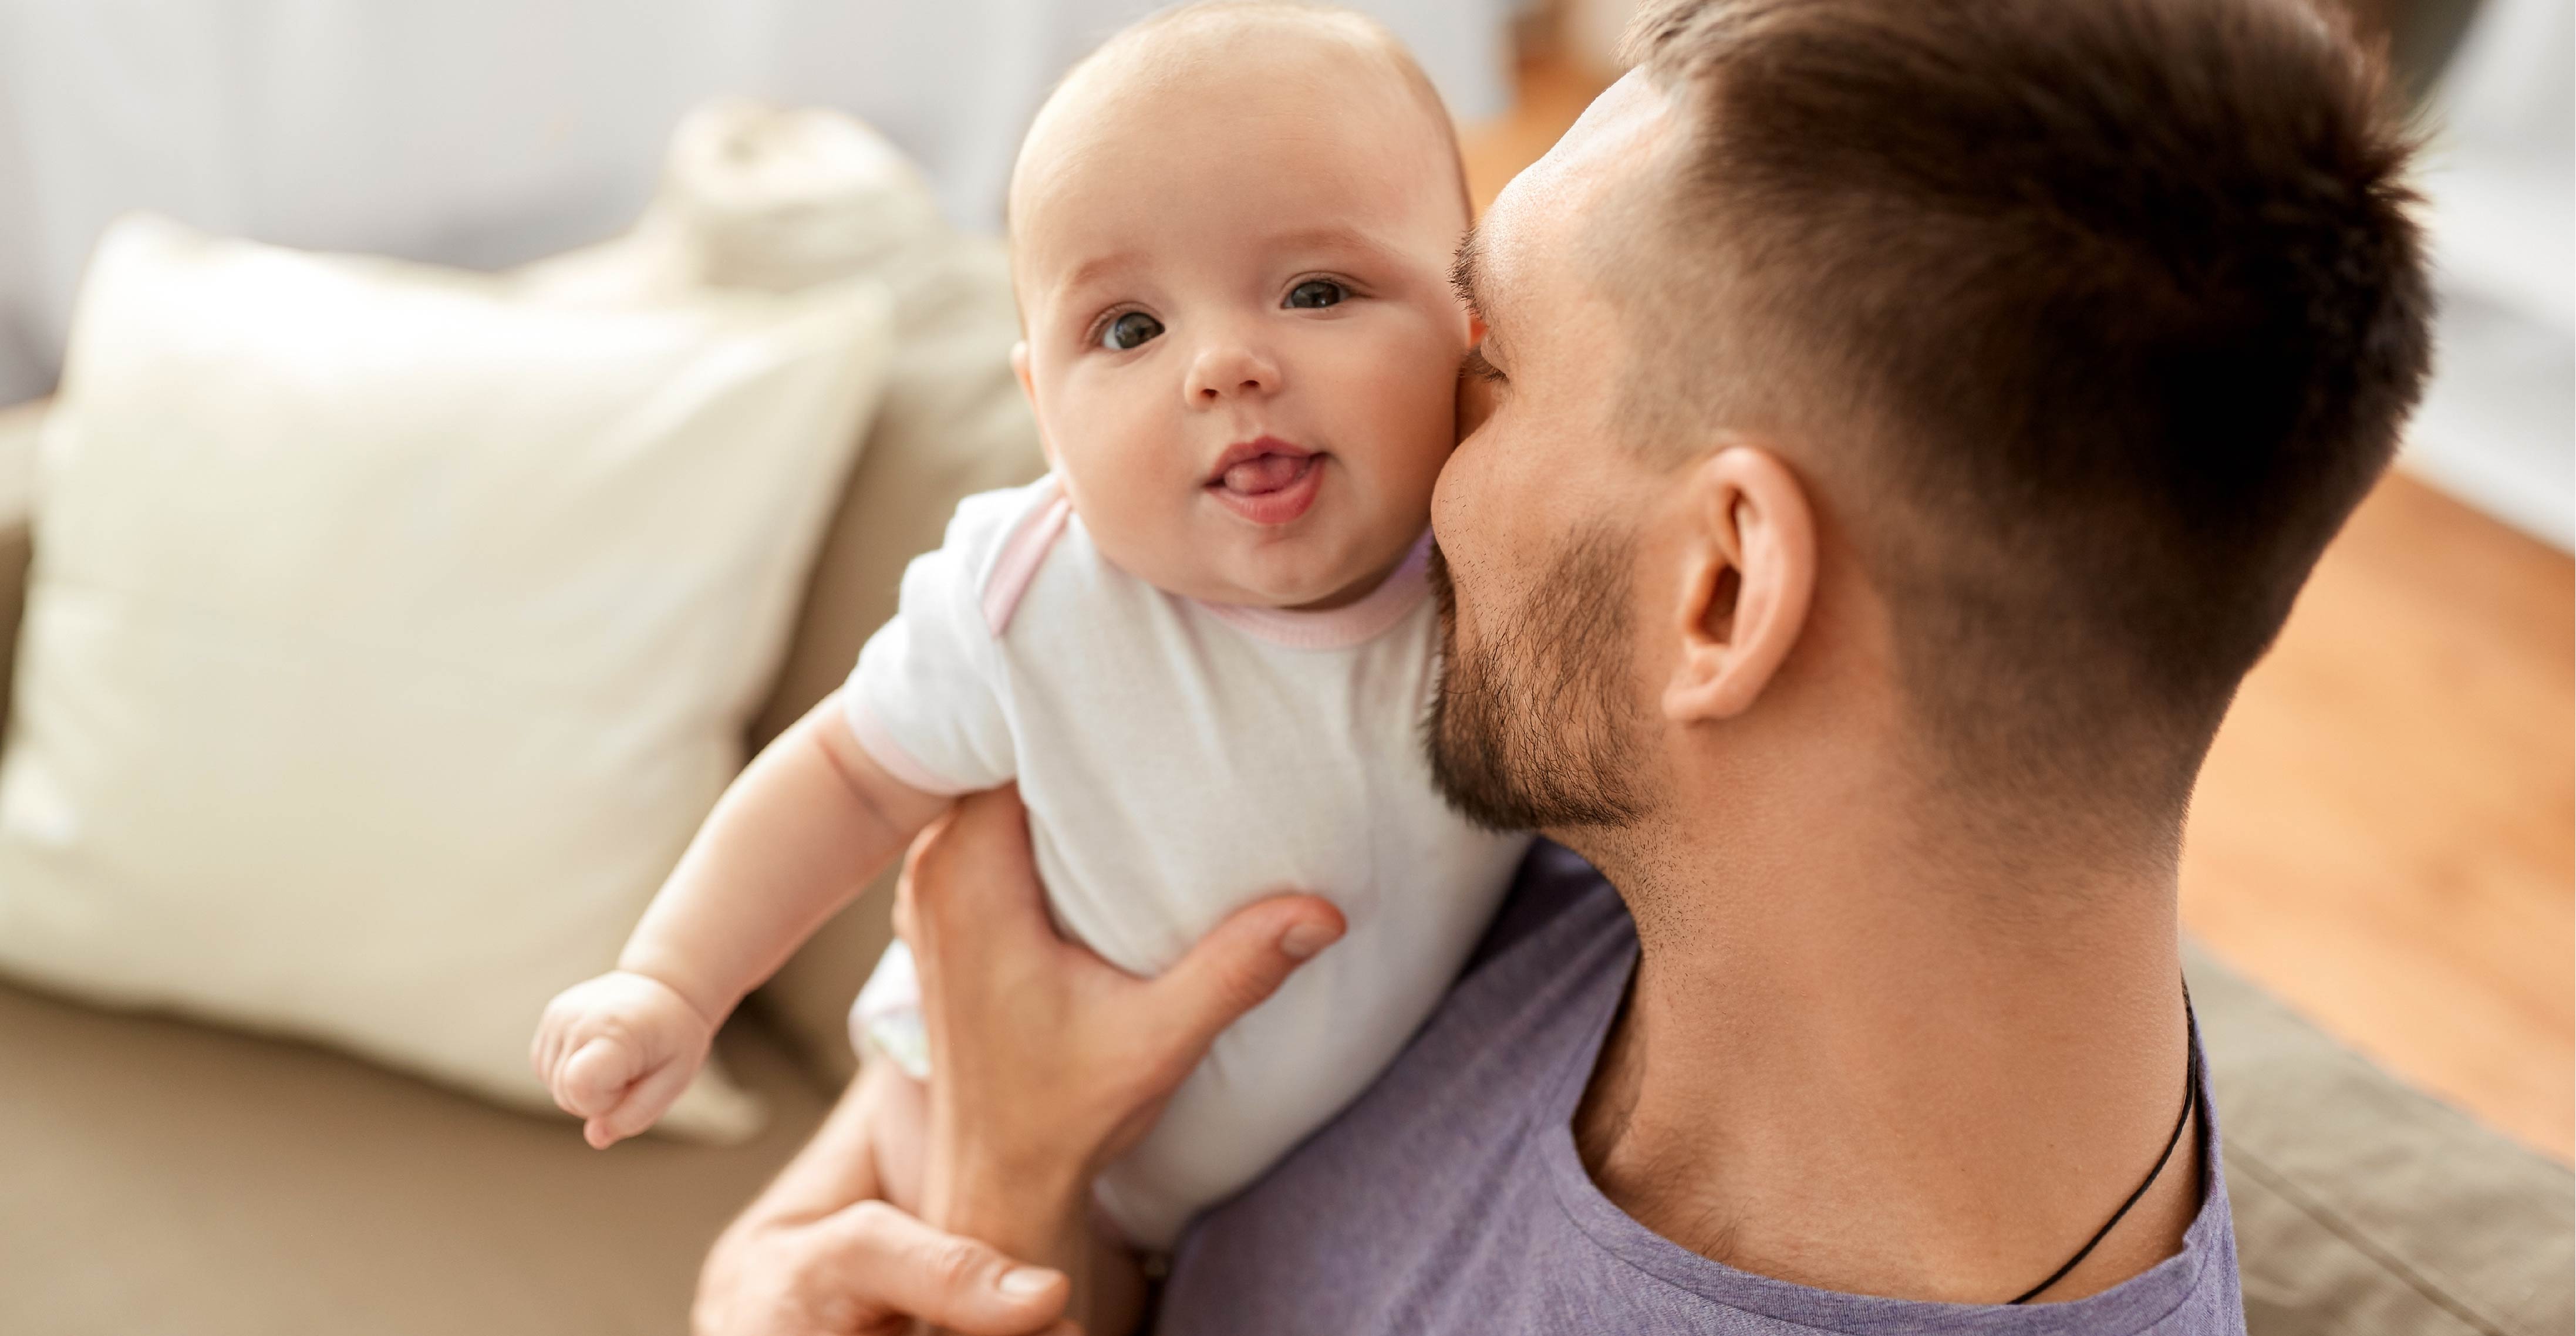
top-left (1222, 452), bottom-right (1306, 494)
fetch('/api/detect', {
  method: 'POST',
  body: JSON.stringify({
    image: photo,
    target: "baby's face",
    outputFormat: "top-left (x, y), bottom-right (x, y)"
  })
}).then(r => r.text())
top-left (1011, 41), bottom-right (1471, 610)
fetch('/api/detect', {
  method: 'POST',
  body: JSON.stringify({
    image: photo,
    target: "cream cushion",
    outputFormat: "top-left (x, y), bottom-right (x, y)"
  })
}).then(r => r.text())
top-left (0, 215), bottom-right (892, 1139)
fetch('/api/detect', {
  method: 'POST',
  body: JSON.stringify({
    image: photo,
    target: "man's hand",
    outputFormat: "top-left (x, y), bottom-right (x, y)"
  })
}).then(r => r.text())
top-left (687, 786), bottom-right (1341, 1335)
top-left (694, 1060), bottom-right (1075, 1336)
top-left (900, 785), bottom-right (1346, 1257)
top-left (696, 1200), bottom-right (1075, 1336)
top-left (531, 969), bottom-right (716, 1148)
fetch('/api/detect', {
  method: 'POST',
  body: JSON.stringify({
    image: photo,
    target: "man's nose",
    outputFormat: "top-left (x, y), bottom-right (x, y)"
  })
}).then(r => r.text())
top-left (1185, 336), bottom-right (1282, 404)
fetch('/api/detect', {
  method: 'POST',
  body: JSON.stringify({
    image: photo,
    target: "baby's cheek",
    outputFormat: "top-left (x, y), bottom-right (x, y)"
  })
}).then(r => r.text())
top-left (1064, 461), bottom-right (1200, 593)
top-left (1049, 398), bottom-right (1191, 559)
top-left (1395, 328), bottom-right (1472, 471)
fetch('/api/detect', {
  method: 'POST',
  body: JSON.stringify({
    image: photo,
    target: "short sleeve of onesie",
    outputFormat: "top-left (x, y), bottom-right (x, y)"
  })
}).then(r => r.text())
top-left (840, 484), bottom-right (1037, 795)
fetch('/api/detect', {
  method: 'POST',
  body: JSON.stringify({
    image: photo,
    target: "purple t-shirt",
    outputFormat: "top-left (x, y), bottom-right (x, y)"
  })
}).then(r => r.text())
top-left (1159, 843), bottom-right (2246, 1334)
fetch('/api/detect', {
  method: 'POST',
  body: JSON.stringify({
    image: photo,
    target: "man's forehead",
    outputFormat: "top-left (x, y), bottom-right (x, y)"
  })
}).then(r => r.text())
top-left (1465, 71), bottom-right (1673, 329)
top-left (1453, 204), bottom-right (1533, 339)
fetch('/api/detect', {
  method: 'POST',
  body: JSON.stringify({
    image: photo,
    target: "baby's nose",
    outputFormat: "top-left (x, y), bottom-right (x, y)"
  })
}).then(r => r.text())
top-left (1186, 340), bottom-right (1282, 402)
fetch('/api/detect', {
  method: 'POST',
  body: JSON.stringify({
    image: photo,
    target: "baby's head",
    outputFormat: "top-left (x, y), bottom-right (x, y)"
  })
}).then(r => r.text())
top-left (1008, 2), bottom-right (1474, 610)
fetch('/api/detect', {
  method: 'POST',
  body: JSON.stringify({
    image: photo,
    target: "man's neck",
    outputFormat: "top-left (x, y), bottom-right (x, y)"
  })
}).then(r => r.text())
top-left (1564, 772), bottom-right (2201, 1305)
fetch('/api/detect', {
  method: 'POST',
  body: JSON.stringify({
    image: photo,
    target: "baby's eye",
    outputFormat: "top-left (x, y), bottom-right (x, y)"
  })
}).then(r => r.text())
top-left (1100, 311), bottom-right (1164, 350)
top-left (1285, 279), bottom-right (1347, 310)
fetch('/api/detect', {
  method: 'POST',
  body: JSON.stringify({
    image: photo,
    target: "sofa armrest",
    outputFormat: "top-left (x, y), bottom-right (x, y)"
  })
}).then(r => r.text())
top-left (2189, 940), bottom-right (2574, 1336)
top-left (0, 397), bottom-right (41, 740)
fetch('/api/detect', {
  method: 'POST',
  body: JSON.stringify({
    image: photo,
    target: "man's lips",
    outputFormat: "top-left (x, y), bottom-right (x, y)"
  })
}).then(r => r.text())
top-left (1206, 436), bottom-right (1324, 525)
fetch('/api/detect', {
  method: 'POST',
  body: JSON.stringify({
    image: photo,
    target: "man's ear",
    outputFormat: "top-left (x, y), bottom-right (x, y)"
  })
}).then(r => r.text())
top-left (1663, 444), bottom-right (1817, 724)
top-left (1010, 340), bottom-right (1058, 469)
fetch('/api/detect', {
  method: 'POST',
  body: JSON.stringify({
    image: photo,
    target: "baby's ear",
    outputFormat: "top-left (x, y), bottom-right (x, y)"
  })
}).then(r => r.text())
top-left (1010, 340), bottom-right (1059, 470)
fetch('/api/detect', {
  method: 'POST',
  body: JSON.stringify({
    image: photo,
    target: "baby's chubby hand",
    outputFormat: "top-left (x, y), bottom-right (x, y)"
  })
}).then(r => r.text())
top-left (531, 970), bottom-right (716, 1149)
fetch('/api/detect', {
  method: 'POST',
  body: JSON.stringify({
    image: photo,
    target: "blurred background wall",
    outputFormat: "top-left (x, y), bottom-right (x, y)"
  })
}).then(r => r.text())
top-left (2401, 0), bottom-right (2572, 547)
top-left (0, 0), bottom-right (1519, 407)
top-left (0, 0), bottom-right (2565, 547)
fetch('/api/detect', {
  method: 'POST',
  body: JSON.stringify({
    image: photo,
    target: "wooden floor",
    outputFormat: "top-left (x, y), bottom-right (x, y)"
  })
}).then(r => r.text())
top-left (2185, 476), bottom-right (2573, 1162)
top-left (1462, 57), bottom-right (2576, 1163)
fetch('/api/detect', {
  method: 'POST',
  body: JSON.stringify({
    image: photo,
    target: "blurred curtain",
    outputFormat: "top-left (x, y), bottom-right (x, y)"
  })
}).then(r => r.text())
top-left (0, 0), bottom-right (1516, 404)
top-left (2403, 0), bottom-right (2572, 548)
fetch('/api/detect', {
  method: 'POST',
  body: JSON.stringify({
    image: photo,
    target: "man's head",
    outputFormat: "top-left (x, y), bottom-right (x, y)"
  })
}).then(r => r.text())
top-left (1006, 3), bottom-right (1475, 612)
top-left (1428, 0), bottom-right (2430, 862)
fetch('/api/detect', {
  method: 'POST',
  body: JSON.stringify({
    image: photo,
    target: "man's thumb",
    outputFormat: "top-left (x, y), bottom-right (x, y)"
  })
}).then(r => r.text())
top-left (1154, 893), bottom-right (1344, 1056)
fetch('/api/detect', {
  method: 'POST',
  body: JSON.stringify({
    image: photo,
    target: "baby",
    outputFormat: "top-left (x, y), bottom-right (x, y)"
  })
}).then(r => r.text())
top-left (533, 1), bottom-right (1528, 1250)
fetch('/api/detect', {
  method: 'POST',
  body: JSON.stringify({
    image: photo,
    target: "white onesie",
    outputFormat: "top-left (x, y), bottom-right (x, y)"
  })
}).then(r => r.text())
top-left (842, 474), bottom-right (1530, 1248)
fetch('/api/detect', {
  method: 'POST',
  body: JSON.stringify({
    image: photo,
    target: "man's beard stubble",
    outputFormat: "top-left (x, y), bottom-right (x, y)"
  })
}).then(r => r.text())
top-left (1424, 528), bottom-right (1651, 834)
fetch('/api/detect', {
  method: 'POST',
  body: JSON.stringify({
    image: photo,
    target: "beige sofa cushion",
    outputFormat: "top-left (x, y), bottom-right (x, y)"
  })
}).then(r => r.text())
top-left (0, 216), bottom-right (892, 1139)
top-left (2189, 942), bottom-right (2575, 1336)
top-left (0, 398), bottom-right (33, 728)
top-left (0, 117), bottom-right (1038, 1099)
top-left (0, 981), bottom-right (830, 1336)
top-left (0, 271), bottom-right (1032, 1103)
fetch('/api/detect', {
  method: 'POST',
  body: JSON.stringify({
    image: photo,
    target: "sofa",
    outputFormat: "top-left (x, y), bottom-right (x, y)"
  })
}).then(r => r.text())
top-left (0, 264), bottom-right (2567, 1334)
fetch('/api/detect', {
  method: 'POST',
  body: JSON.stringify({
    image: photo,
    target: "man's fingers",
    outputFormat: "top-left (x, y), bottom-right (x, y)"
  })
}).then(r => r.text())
top-left (1151, 892), bottom-right (1344, 1064)
top-left (900, 784), bottom-right (1047, 954)
top-left (814, 1200), bottom-right (1070, 1335)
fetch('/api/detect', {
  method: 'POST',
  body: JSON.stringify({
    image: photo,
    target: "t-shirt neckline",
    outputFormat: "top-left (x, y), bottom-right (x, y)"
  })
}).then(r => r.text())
top-left (1531, 943), bottom-right (2223, 1332)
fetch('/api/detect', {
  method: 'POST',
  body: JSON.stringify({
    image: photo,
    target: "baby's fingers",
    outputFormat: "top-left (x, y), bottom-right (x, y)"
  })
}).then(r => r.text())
top-left (582, 1051), bottom-right (695, 1149)
top-left (530, 1018), bottom-right (565, 1086)
top-left (558, 1036), bottom-right (645, 1120)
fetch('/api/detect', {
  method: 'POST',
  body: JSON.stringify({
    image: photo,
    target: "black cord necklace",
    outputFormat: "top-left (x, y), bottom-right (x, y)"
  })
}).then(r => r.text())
top-left (2006, 987), bottom-right (2199, 1305)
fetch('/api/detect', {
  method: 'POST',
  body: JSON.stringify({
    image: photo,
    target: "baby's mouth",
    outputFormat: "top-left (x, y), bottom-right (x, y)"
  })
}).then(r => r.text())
top-left (1205, 437), bottom-right (1327, 525)
top-left (1218, 451), bottom-right (1316, 494)
top-left (1206, 437), bottom-right (1321, 497)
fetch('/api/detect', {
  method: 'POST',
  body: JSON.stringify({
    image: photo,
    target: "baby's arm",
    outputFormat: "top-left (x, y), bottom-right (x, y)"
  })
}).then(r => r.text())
top-left (532, 688), bottom-right (949, 1147)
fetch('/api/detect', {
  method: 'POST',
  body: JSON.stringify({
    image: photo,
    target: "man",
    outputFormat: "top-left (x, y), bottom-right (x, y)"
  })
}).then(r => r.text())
top-left (696, 0), bottom-right (2430, 1329)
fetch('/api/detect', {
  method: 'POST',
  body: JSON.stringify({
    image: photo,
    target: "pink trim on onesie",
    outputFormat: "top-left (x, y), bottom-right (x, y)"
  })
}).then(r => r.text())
top-left (847, 698), bottom-right (977, 797)
top-left (1195, 529), bottom-right (1434, 650)
top-left (983, 477), bottom-right (1075, 635)
top-left (846, 481), bottom-right (1078, 799)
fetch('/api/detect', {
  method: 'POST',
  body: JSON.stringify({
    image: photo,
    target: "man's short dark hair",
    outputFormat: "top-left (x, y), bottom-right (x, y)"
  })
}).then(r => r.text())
top-left (1616, 0), bottom-right (2433, 829)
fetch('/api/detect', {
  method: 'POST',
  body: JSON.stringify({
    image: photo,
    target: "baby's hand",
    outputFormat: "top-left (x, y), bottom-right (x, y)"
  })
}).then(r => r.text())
top-left (531, 970), bottom-right (716, 1148)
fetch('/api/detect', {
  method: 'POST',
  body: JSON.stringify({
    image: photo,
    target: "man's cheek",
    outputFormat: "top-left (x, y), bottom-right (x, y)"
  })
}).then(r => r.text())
top-left (1429, 438), bottom-right (1478, 555)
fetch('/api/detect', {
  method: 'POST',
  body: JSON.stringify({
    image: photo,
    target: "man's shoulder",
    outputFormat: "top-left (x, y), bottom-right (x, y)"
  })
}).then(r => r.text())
top-left (1162, 844), bottom-right (1640, 1329)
